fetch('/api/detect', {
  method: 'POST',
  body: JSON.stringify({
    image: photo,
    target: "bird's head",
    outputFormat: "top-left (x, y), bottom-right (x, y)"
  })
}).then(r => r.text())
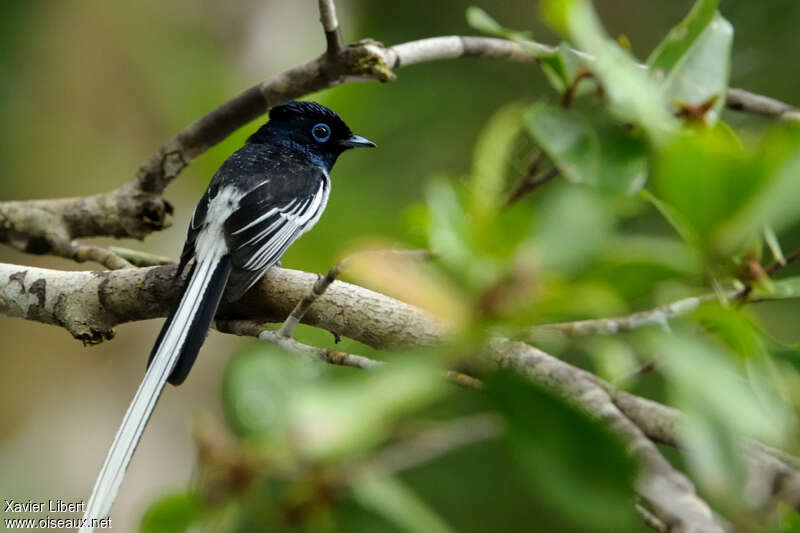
top-left (248, 101), bottom-right (375, 170)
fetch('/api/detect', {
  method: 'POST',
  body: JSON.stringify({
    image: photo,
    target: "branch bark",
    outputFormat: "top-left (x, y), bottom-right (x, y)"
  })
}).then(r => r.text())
top-left (0, 262), bottom-right (443, 347)
top-left (5, 260), bottom-right (795, 529)
top-left (3, 34), bottom-right (793, 267)
top-left (3, 11), bottom-right (800, 531)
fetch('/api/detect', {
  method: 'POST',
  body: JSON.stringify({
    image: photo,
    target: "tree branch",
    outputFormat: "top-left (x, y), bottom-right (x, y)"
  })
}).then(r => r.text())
top-left (486, 338), bottom-right (723, 532)
top-left (0, 262), bottom-right (444, 347)
top-left (611, 389), bottom-right (800, 511)
top-left (3, 260), bottom-right (798, 526)
top-left (527, 293), bottom-right (718, 340)
top-left (2, 33), bottom-right (794, 267)
top-left (278, 261), bottom-right (343, 338)
top-left (726, 88), bottom-right (800, 123)
top-left (217, 319), bottom-right (384, 371)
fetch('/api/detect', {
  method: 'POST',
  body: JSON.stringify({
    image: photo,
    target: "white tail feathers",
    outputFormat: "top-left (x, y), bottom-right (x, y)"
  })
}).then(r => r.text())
top-left (80, 258), bottom-right (221, 532)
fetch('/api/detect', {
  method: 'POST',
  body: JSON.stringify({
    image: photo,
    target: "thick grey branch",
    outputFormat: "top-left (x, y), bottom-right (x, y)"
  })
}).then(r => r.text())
top-left (0, 262), bottom-right (443, 347)
top-left (2, 261), bottom-right (797, 527)
top-left (487, 338), bottom-right (723, 532)
top-left (612, 389), bottom-right (800, 512)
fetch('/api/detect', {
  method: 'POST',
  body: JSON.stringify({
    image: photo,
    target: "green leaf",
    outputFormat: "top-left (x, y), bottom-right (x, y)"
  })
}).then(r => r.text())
top-left (470, 102), bottom-right (526, 219)
top-left (222, 345), bottom-right (296, 438)
top-left (293, 360), bottom-right (446, 460)
top-left (465, 6), bottom-right (551, 57)
top-left (753, 276), bottom-right (800, 301)
top-left (538, 42), bottom-right (592, 94)
top-left (718, 129), bottom-right (800, 252)
top-left (465, 6), bottom-right (532, 41)
top-left (531, 185), bottom-right (616, 274)
top-left (648, 0), bottom-right (732, 123)
top-left (351, 476), bottom-right (455, 533)
top-left (426, 179), bottom-right (495, 288)
top-left (651, 125), bottom-right (800, 255)
top-left (647, 0), bottom-right (720, 70)
top-left (525, 102), bottom-right (648, 193)
top-left (764, 225), bottom-right (785, 266)
top-left (692, 303), bottom-right (767, 360)
top-left (140, 492), bottom-right (201, 533)
top-left (643, 329), bottom-right (794, 497)
top-left (639, 189), bottom-right (701, 247)
top-left (650, 129), bottom-right (765, 253)
top-left (487, 371), bottom-right (638, 532)
top-left (540, 0), bottom-right (678, 142)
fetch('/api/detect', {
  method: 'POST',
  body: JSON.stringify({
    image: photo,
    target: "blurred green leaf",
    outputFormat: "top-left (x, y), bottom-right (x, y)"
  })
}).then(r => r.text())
top-left (293, 360), bottom-right (446, 460)
top-left (650, 129), bottom-right (765, 253)
top-left (647, 0), bottom-right (719, 70)
top-left (531, 185), bottom-right (616, 274)
top-left (652, 125), bottom-right (800, 255)
top-left (426, 179), bottom-right (495, 288)
top-left (600, 235), bottom-right (703, 276)
top-left (140, 492), bottom-right (201, 533)
top-left (465, 7), bottom-right (589, 97)
top-left (487, 371), bottom-right (639, 532)
top-left (644, 329), bottom-right (794, 498)
top-left (465, 6), bottom-right (532, 41)
top-left (648, 1), bottom-right (732, 122)
top-left (581, 336), bottom-right (641, 383)
top-left (753, 276), bottom-right (800, 301)
top-left (764, 225), bottom-right (786, 266)
top-left (525, 102), bottom-right (648, 193)
top-left (222, 345), bottom-right (309, 438)
top-left (639, 189), bottom-right (701, 248)
top-left (470, 102), bottom-right (526, 219)
top-left (780, 507), bottom-right (800, 532)
top-left (540, 0), bottom-right (678, 142)
top-left (538, 42), bottom-right (592, 94)
top-left (593, 236), bottom-right (703, 302)
top-left (692, 303), bottom-right (766, 360)
top-left (351, 475), bottom-right (455, 533)
top-left (719, 129), bottom-right (800, 252)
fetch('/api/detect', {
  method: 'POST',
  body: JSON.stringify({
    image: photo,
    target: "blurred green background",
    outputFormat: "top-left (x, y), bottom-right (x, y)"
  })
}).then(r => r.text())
top-left (2, 0), bottom-right (800, 531)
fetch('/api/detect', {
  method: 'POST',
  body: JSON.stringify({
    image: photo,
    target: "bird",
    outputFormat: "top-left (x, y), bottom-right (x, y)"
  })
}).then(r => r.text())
top-left (79, 101), bottom-right (374, 532)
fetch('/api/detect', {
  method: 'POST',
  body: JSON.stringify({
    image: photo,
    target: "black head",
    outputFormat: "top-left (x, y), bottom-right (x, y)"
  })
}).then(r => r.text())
top-left (247, 101), bottom-right (375, 170)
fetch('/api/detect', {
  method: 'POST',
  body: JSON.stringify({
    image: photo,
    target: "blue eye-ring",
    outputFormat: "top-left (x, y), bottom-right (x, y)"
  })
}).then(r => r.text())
top-left (311, 123), bottom-right (331, 142)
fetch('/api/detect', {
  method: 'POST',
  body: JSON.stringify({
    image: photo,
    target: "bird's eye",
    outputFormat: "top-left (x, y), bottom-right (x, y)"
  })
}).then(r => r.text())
top-left (311, 123), bottom-right (331, 142)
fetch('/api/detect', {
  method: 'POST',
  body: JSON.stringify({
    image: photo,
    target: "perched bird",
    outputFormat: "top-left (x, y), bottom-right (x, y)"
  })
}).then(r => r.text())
top-left (80, 101), bottom-right (374, 531)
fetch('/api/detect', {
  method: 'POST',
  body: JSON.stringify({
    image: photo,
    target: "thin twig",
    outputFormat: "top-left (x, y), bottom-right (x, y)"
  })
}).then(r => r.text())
top-left (506, 167), bottom-right (559, 205)
top-left (318, 0), bottom-right (344, 58)
top-left (635, 503), bottom-right (668, 533)
top-left (765, 247), bottom-right (800, 276)
top-left (560, 68), bottom-right (594, 108)
top-left (72, 244), bottom-right (134, 270)
top-left (218, 319), bottom-right (382, 370)
top-left (217, 319), bottom-right (481, 389)
top-left (527, 293), bottom-right (718, 340)
top-left (726, 88), bottom-right (800, 123)
top-left (278, 249), bottom-right (432, 339)
top-left (108, 246), bottom-right (173, 267)
top-left (278, 262), bottom-right (343, 338)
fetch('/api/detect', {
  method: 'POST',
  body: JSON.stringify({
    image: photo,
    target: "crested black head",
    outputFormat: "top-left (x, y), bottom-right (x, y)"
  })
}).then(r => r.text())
top-left (247, 101), bottom-right (375, 170)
